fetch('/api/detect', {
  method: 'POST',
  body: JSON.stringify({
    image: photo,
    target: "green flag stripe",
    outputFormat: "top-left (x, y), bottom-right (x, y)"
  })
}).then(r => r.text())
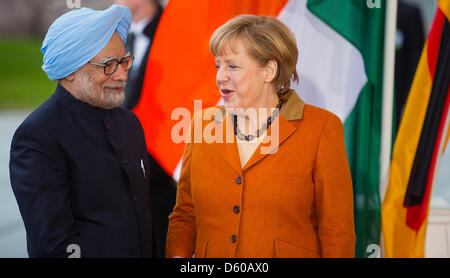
top-left (306, 0), bottom-right (386, 258)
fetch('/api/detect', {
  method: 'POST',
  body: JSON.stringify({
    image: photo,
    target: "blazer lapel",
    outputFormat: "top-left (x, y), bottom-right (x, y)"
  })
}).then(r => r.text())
top-left (242, 90), bottom-right (304, 171)
top-left (214, 112), bottom-right (242, 175)
top-left (212, 101), bottom-right (299, 174)
top-left (242, 114), bottom-right (296, 171)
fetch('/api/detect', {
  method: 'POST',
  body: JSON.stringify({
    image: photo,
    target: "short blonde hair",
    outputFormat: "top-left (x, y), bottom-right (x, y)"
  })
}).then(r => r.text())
top-left (209, 14), bottom-right (299, 97)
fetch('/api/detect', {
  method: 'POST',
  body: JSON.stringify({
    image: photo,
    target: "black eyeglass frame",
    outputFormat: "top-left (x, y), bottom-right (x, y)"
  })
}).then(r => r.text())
top-left (88, 55), bottom-right (134, 75)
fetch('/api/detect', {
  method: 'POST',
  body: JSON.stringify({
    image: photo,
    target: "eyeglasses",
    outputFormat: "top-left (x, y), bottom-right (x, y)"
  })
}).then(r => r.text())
top-left (88, 55), bottom-right (134, 75)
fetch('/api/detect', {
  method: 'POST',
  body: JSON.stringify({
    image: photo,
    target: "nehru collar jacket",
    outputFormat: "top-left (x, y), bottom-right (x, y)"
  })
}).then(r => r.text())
top-left (10, 84), bottom-right (154, 258)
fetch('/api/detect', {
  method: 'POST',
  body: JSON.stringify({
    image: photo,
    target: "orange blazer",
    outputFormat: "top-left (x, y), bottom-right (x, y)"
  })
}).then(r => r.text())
top-left (166, 90), bottom-right (356, 258)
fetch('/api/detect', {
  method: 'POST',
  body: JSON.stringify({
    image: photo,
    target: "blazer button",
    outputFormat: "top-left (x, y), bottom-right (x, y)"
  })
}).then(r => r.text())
top-left (132, 196), bottom-right (139, 203)
top-left (235, 176), bottom-right (242, 185)
top-left (230, 234), bottom-right (237, 243)
top-left (233, 205), bottom-right (240, 214)
top-left (106, 123), bottom-right (111, 131)
top-left (122, 159), bottom-right (128, 165)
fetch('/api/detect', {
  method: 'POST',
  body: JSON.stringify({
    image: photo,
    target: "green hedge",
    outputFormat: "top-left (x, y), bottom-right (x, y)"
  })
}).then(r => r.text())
top-left (0, 36), bottom-right (56, 109)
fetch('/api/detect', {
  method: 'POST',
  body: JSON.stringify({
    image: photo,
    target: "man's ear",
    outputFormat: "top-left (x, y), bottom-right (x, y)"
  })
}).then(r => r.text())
top-left (264, 60), bottom-right (278, 83)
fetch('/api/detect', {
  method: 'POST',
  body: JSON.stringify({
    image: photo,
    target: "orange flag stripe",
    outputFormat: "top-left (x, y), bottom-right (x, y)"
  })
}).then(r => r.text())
top-left (134, 0), bottom-right (287, 176)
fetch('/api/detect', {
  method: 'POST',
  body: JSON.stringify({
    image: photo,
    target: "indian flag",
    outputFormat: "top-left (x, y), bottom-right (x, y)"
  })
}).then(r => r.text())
top-left (134, 0), bottom-right (387, 258)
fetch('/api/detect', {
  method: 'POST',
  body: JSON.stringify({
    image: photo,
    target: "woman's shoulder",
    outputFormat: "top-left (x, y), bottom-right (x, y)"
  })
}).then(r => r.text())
top-left (301, 104), bottom-right (343, 128)
top-left (287, 104), bottom-right (344, 140)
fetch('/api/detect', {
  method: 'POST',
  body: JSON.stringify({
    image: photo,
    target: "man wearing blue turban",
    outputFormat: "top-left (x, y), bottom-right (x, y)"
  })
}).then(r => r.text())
top-left (9, 5), bottom-right (158, 258)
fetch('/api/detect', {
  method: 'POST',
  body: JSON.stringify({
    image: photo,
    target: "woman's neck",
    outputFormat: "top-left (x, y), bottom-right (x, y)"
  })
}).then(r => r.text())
top-left (235, 93), bottom-right (280, 136)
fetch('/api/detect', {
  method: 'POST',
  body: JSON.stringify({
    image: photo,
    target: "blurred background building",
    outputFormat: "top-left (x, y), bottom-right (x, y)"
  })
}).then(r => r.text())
top-left (0, 0), bottom-right (113, 37)
top-left (0, 0), bottom-right (448, 258)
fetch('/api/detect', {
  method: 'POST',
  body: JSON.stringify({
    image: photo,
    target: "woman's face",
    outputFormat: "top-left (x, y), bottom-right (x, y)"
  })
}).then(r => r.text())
top-left (215, 40), bottom-right (269, 112)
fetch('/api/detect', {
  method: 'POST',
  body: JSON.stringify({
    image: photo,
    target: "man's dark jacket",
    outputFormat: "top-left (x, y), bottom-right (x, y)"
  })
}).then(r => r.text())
top-left (9, 84), bottom-right (157, 258)
top-left (123, 4), bottom-right (177, 257)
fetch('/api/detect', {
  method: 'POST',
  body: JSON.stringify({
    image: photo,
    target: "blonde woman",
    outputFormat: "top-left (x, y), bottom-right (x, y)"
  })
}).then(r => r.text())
top-left (166, 14), bottom-right (356, 258)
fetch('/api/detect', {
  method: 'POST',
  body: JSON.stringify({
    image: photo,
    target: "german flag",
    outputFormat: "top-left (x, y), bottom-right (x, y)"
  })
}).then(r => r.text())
top-left (382, 0), bottom-right (450, 258)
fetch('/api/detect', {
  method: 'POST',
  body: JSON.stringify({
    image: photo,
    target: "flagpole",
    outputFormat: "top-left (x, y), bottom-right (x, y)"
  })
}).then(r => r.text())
top-left (379, 0), bottom-right (398, 203)
top-left (379, 0), bottom-right (398, 258)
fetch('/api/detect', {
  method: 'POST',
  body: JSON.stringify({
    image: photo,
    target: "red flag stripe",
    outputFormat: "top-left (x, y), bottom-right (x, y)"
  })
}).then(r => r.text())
top-left (405, 8), bottom-right (450, 231)
top-left (406, 85), bottom-right (450, 231)
top-left (426, 9), bottom-right (444, 78)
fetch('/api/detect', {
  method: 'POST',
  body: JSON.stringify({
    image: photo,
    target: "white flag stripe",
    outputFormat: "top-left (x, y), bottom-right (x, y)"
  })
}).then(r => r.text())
top-left (278, 0), bottom-right (368, 122)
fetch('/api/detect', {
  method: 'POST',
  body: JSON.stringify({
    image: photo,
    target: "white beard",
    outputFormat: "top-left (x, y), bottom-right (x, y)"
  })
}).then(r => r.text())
top-left (79, 71), bottom-right (125, 109)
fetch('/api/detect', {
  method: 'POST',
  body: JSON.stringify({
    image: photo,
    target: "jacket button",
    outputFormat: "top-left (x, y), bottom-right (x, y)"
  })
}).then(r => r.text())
top-left (233, 205), bottom-right (240, 214)
top-left (106, 123), bottom-right (111, 131)
top-left (230, 234), bottom-right (237, 243)
top-left (235, 176), bottom-right (242, 184)
top-left (122, 159), bottom-right (128, 165)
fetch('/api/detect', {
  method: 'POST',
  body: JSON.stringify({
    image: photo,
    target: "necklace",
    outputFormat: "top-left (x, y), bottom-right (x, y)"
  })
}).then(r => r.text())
top-left (233, 99), bottom-right (284, 141)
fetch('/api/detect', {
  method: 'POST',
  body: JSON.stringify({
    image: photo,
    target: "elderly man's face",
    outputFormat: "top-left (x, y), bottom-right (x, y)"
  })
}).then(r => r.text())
top-left (74, 32), bottom-right (128, 109)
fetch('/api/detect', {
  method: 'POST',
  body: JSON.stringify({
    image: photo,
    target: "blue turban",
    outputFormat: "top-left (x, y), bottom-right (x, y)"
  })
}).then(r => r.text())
top-left (41, 5), bottom-right (132, 81)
